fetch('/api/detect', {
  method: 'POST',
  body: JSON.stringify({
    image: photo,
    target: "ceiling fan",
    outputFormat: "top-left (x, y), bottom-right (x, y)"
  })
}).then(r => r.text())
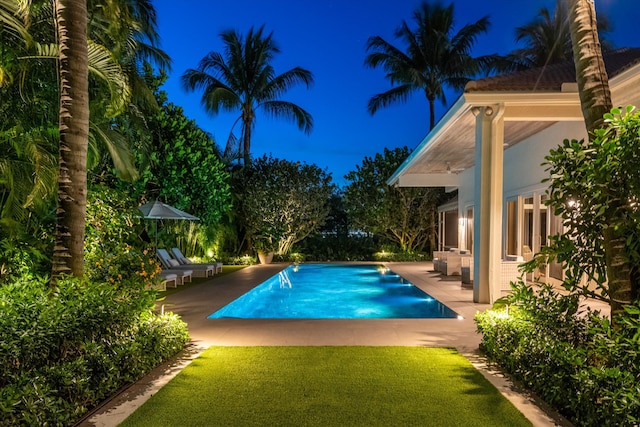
top-left (446, 162), bottom-right (465, 174)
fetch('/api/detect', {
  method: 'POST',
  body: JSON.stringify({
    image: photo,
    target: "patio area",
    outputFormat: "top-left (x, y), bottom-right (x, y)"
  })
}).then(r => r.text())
top-left (82, 262), bottom-right (568, 427)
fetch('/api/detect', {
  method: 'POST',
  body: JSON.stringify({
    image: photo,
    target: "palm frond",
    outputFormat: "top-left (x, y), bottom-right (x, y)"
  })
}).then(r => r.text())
top-left (367, 85), bottom-right (414, 116)
top-left (0, 126), bottom-right (57, 226)
top-left (88, 41), bottom-right (131, 117)
top-left (261, 67), bottom-right (313, 100)
top-left (0, 0), bottom-right (32, 43)
top-left (26, 41), bottom-right (131, 117)
top-left (261, 101), bottom-right (313, 134)
top-left (89, 122), bottom-right (139, 181)
top-left (222, 129), bottom-right (243, 164)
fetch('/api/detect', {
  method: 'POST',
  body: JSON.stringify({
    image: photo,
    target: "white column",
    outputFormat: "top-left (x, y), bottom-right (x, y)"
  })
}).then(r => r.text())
top-left (472, 105), bottom-right (505, 303)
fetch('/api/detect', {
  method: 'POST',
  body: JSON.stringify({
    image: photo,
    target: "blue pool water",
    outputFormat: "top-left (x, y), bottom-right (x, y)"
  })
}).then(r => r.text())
top-left (208, 264), bottom-right (458, 319)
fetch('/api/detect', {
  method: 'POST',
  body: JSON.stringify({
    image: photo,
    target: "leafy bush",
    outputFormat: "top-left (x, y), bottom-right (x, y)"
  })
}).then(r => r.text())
top-left (0, 276), bottom-right (189, 426)
top-left (84, 185), bottom-right (163, 289)
top-left (0, 238), bottom-right (49, 285)
top-left (221, 254), bottom-right (256, 266)
top-left (293, 234), bottom-right (377, 261)
top-left (141, 99), bottom-right (231, 227)
top-left (86, 244), bottom-right (162, 289)
top-left (541, 106), bottom-right (640, 318)
top-left (476, 281), bottom-right (640, 426)
top-left (372, 249), bottom-right (430, 262)
top-left (273, 252), bottom-right (305, 263)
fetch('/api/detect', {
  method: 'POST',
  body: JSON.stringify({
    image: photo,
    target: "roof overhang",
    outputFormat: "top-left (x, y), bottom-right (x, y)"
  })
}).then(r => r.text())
top-left (388, 56), bottom-right (640, 188)
top-left (387, 88), bottom-right (584, 187)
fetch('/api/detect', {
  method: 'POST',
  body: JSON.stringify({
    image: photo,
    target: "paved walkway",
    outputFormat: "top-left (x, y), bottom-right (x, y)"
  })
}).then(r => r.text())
top-left (82, 262), bottom-right (568, 427)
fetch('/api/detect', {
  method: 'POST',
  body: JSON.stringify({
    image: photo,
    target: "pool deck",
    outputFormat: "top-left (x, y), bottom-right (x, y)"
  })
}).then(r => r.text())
top-left (173, 262), bottom-right (489, 351)
top-left (82, 262), bottom-right (570, 427)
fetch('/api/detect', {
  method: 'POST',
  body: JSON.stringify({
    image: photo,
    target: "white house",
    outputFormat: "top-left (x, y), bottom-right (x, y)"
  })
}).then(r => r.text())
top-left (387, 48), bottom-right (640, 304)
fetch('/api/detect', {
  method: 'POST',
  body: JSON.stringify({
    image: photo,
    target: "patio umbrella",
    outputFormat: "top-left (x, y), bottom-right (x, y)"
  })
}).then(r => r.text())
top-left (138, 200), bottom-right (200, 251)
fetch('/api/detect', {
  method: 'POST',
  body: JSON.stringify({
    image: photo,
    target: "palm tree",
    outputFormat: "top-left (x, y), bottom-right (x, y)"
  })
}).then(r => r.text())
top-left (181, 25), bottom-right (314, 166)
top-left (508, 0), bottom-right (612, 71)
top-left (567, 0), bottom-right (635, 320)
top-left (364, 1), bottom-right (498, 130)
top-left (52, 0), bottom-right (90, 279)
top-left (0, 0), bottom-right (168, 230)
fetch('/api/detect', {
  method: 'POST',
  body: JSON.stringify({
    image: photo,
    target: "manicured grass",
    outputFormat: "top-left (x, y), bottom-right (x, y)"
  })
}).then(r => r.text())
top-left (159, 265), bottom-right (247, 296)
top-left (121, 347), bottom-right (532, 427)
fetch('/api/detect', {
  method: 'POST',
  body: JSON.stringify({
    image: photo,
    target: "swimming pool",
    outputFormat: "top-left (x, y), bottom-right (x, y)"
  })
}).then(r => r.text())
top-left (208, 264), bottom-right (458, 319)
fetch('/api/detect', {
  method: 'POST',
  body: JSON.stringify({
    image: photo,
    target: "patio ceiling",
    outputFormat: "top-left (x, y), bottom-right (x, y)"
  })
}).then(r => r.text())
top-left (389, 92), bottom-right (584, 185)
top-left (400, 115), bottom-right (557, 176)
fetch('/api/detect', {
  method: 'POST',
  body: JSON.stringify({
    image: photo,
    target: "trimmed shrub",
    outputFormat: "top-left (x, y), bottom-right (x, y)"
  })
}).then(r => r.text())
top-left (475, 281), bottom-right (640, 426)
top-left (0, 276), bottom-right (189, 425)
top-left (293, 234), bottom-right (377, 261)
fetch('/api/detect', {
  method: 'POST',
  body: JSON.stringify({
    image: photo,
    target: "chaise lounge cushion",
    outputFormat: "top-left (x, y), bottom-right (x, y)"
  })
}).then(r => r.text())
top-left (170, 247), bottom-right (222, 274)
top-left (157, 249), bottom-right (214, 278)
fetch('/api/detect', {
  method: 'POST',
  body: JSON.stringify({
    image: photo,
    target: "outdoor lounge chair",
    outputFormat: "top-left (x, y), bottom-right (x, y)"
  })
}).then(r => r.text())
top-left (158, 271), bottom-right (177, 290)
top-left (157, 249), bottom-right (214, 278)
top-left (170, 247), bottom-right (222, 274)
top-left (165, 268), bottom-right (193, 285)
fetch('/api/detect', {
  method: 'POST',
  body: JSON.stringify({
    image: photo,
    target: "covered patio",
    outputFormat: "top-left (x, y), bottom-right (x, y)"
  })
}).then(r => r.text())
top-left (387, 48), bottom-right (640, 303)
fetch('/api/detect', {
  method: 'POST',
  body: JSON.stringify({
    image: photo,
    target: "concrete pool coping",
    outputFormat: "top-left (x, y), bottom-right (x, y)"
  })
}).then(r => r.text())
top-left (81, 262), bottom-right (569, 427)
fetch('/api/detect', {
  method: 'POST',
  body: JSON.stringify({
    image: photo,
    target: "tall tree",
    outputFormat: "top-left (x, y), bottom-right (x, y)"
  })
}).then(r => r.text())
top-left (235, 155), bottom-right (333, 255)
top-left (567, 0), bottom-right (634, 320)
top-left (181, 25), bottom-right (314, 166)
top-left (51, 0), bottom-right (89, 279)
top-left (507, 0), bottom-right (611, 71)
top-left (0, 0), bottom-right (162, 233)
top-left (344, 147), bottom-right (444, 253)
top-left (365, 1), bottom-right (498, 130)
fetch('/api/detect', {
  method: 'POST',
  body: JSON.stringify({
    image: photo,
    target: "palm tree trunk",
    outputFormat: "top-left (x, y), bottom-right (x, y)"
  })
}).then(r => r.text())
top-left (242, 118), bottom-right (252, 166)
top-left (428, 97), bottom-right (436, 130)
top-left (568, 0), bottom-right (612, 137)
top-left (52, 0), bottom-right (89, 281)
top-left (568, 0), bottom-right (632, 321)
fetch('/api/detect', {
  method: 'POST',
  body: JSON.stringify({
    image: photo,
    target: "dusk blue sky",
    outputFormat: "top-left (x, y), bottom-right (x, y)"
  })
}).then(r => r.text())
top-left (154, 1), bottom-right (639, 186)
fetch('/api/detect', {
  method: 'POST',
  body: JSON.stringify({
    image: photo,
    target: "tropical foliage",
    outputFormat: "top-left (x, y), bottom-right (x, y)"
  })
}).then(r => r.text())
top-left (234, 155), bottom-right (334, 255)
top-left (0, 2), bottom-right (196, 424)
top-left (113, 69), bottom-right (233, 258)
top-left (477, 7), bottom-right (640, 426)
top-left (531, 107), bottom-right (640, 319)
top-left (84, 185), bottom-right (162, 288)
top-left (364, 1), bottom-right (499, 129)
top-left (344, 147), bottom-right (443, 253)
top-left (141, 102), bottom-right (231, 226)
top-left (0, 0), bottom-right (170, 276)
top-left (181, 25), bottom-right (314, 165)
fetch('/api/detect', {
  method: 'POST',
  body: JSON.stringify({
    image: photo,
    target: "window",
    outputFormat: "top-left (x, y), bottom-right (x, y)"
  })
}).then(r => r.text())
top-left (465, 208), bottom-right (473, 253)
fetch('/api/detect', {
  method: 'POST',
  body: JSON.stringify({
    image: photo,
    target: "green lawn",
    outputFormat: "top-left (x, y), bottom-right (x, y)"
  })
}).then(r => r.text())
top-left (120, 346), bottom-right (532, 427)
